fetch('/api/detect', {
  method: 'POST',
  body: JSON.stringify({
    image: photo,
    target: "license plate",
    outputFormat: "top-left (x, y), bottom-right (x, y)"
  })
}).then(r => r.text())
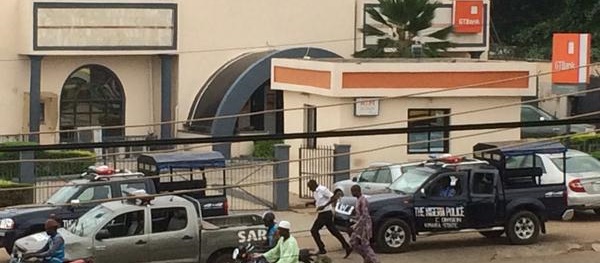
top-left (335, 202), bottom-right (354, 216)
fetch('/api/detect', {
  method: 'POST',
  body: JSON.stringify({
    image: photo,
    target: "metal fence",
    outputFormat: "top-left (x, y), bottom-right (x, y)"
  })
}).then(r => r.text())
top-left (298, 145), bottom-right (334, 198)
top-left (28, 156), bottom-right (275, 211)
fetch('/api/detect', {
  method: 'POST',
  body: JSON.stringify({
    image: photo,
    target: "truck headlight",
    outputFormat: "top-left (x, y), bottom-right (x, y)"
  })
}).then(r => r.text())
top-left (0, 218), bottom-right (15, 230)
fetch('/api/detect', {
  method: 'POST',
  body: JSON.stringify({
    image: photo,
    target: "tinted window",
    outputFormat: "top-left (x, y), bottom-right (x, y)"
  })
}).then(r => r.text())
top-left (77, 185), bottom-right (112, 201)
top-left (427, 174), bottom-right (464, 198)
top-left (521, 107), bottom-right (541, 122)
top-left (506, 155), bottom-right (545, 172)
top-left (471, 173), bottom-right (495, 195)
top-left (359, 169), bottom-right (377, 182)
top-left (151, 207), bottom-right (188, 233)
top-left (120, 182), bottom-right (147, 193)
top-left (389, 168), bottom-right (433, 194)
top-left (99, 210), bottom-right (145, 239)
top-left (407, 109), bottom-right (450, 154)
top-left (375, 168), bottom-right (393, 184)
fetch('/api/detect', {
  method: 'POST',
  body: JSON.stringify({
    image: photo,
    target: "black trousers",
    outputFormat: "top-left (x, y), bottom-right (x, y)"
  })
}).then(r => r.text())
top-left (310, 210), bottom-right (350, 251)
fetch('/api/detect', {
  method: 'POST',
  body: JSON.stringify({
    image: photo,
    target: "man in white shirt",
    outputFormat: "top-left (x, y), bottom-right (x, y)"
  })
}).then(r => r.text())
top-left (307, 179), bottom-right (352, 257)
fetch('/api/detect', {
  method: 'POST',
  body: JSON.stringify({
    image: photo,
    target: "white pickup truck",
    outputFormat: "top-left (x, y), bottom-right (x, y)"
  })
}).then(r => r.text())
top-left (11, 194), bottom-right (267, 263)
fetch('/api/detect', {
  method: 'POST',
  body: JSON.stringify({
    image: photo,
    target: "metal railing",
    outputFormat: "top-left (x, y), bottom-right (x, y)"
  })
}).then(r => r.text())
top-left (298, 145), bottom-right (334, 198)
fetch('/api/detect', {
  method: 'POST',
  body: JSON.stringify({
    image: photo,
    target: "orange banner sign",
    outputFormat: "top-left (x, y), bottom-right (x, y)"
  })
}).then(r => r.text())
top-left (453, 0), bottom-right (484, 34)
top-left (552, 33), bottom-right (591, 84)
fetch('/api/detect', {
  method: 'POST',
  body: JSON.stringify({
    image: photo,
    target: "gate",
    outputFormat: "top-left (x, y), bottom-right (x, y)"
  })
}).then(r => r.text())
top-left (299, 145), bottom-right (334, 198)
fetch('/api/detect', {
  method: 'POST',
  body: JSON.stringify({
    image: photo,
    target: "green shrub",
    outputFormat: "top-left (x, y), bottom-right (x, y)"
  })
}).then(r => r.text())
top-left (0, 180), bottom-right (33, 208)
top-left (0, 142), bottom-right (96, 180)
top-left (253, 140), bottom-right (284, 159)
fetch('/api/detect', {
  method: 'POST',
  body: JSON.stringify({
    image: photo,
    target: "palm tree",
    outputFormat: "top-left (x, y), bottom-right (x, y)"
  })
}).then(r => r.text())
top-left (355, 0), bottom-right (453, 58)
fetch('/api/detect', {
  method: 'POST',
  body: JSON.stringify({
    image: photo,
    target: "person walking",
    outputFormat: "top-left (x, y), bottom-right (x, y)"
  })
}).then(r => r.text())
top-left (350, 185), bottom-right (379, 263)
top-left (307, 179), bottom-right (352, 257)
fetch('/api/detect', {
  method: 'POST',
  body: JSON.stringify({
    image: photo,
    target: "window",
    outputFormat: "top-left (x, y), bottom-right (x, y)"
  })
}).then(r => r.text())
top-left (40, 102), bottom-right (46, 123)
top-left (505, 155), bottom-right (546, 173)
top-left (76, 185), bottom-right (112, 201)
top-left (521, 106), bottom-right (542, 122)
top-left (408, 109), bottom-right (450, 154)
top-left (99, 210), bottom-right (145, 239)
top-left (60, 65), bottom-right (125, 142)
top-left (304, 105), bottom-right (317, 148)
top-left (375, 168), bottom-right (393, 184)
top-left (471, 172), bottom-right (495, 195)
top-left (426, 174), bottom-right (464, 198)
top-left (358, 169), bottom-right (377, 182)
top-left (120, 182), bottom-right (147, 193)
top-left (151, 207), bottom-right (188, 233)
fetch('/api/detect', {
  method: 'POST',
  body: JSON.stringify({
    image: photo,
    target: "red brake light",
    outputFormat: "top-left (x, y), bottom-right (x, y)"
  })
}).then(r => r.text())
top-left (568, 179), bottom-right (586, 193)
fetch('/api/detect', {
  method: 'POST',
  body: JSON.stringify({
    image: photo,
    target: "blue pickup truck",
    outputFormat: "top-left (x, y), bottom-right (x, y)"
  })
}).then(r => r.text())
top-left (0, 151), bottom-right (229, 254)
top-left (334, 141), bottom-right (573, 253)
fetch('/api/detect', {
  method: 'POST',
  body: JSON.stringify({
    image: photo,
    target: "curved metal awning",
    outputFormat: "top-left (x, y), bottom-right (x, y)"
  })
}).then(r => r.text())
top-left (185, 47), bottom-right (342, 156)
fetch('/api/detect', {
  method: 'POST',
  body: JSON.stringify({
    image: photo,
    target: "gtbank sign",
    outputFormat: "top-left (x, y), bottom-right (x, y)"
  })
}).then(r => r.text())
top-left (453, 0), bottom-right (483, 33)
top-left (552, 33), bottom-right (591, 84)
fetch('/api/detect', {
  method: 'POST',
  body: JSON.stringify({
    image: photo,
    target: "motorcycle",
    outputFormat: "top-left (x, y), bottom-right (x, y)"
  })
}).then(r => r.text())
top-left (232, 243), bottom-right (329, 263)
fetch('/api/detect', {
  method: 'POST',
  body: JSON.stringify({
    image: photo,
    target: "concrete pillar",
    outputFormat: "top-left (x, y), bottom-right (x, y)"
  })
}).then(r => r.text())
top-left (273, 144), bottom-right (290, 210)
top-left (333, 144), bottom-right (351, 183)
top-left (160, 55), bottom-right (174, 139)
top-left (19, 151), bottom-right (35, 184)
top-left (29, 55), bottom-right (43, 143)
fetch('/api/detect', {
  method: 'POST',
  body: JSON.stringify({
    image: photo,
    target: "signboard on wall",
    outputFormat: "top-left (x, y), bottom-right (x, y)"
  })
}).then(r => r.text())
top-left (453, 0), bottom-right (483, 33)
top-left (354, 98), bottom-right (380, 116)
top-left (34, 3), bottom-right (177, 50)
top-left (552, 33), bottom-right (591, 85)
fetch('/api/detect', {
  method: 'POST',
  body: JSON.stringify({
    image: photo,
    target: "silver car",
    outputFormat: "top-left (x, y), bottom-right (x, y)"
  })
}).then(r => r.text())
top-left (333, 162), bottom-right (419, 196)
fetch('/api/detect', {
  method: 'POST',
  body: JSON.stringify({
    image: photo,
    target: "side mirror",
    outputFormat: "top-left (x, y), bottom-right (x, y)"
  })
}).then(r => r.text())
top-left (351, 177), bottom-right (357, 182)
top-left (420, 188), bottom-right (427, 197)
top-left (70, 199), bottom-right (81, 206)
top-left (95, 229), bottom-right (111, 240)
top-left (539, 116), bottom-right (546, 121)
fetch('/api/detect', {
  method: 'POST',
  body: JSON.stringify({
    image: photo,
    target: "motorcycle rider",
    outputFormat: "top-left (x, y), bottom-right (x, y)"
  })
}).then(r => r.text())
top-left (24, 219), bottom-right (65, 263)
top-left (257, 221), bottom-right (299, 263)
top-left (263, 212), bottom-right (279, 248)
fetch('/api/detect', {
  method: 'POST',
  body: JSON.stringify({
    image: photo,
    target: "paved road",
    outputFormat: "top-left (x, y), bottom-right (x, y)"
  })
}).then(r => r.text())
top-left (1, 210), bottom-right (599, 263)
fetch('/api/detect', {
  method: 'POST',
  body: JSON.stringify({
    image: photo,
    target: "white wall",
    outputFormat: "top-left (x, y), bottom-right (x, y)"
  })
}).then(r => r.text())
top-left (283, 92), bottom-right (521, 193)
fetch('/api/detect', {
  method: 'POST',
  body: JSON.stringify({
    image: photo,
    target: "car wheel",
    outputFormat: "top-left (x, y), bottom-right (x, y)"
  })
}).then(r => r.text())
top-left (210, 251), bottom-right (236, 263)
top-left (375, 218), bottom-right (411, 253)
top-left (506, 211), bottom-right (541, 245)
top-left (479, 230), bottom-right (504, 238)
top-left (334, 189), bottom-right (344, 197)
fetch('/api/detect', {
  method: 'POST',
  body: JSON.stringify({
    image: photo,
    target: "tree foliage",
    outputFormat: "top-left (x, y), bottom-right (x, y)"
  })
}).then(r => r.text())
top-left (491, 0), bottom-right (600, 61)
top-left (354, 0), bottom-right (453, 58)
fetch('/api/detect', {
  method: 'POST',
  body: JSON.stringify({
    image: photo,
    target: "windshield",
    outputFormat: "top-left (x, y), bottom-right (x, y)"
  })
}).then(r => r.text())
top-left (389, 168), bottom-right (434, 194)
top-left (46, 185), bottom-right (81, 204)
top-left (551, 155), bottom-right (600, 174)
top-left (68, 205), bottom-right (112, 237)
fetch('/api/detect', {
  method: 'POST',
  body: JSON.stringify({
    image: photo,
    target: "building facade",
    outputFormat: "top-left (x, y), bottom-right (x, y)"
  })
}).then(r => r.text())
top-left (0, 0), bottom-right (492, 156)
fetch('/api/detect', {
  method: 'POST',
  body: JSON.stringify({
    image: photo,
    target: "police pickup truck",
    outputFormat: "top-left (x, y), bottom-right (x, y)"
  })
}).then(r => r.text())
top-left (11, 192), bottom-right (266, 263)
top-left (0, 151), bottom-right (231, 254)
top-left (334, 141), bottom-right (574, 253)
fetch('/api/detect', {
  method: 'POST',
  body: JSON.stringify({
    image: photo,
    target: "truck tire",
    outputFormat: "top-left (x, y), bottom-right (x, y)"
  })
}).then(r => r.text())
top-left (375, 218), bottom-right (411, 253)
top-left (506, 211), bottom-right (541, 245)
top-left (479, 230), bottom-right (504, 238)
top-left (334, 189), bottom-right (344, 197)
top-left (210, 252), bottom-right (236, 263)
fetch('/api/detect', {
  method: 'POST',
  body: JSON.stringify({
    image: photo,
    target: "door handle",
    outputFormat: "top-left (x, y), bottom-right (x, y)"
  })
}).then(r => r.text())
top-left (135, 240), bottom-right (147, 245)
top-left (182, 235), bottom-right (193, 240)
